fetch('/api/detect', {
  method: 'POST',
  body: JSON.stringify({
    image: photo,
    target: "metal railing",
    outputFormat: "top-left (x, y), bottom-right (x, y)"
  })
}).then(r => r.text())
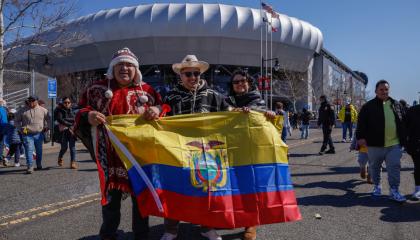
top-left (4, 88), bottom-right (30, 108)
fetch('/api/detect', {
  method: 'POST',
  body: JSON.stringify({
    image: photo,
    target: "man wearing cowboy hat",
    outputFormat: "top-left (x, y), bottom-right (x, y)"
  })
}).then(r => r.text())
top-left (164, 54), bottom-right (230, 115)
top-left (160, 55), bottom-right (230, 240)
top-left (74, 47), bottom-right (163, 240)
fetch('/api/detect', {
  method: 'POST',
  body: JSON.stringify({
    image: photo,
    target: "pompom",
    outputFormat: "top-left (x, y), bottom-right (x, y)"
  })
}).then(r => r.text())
top-left (104, 90), bottom-right (113, 99)
top-left (139, 95), bottom-right (148, 103)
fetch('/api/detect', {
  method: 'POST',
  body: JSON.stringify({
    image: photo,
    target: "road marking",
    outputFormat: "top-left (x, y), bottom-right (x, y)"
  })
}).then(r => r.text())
top-left (0, 197), bottom-right (100, 228)
top-left (0, 192), bottom-right (100, 226)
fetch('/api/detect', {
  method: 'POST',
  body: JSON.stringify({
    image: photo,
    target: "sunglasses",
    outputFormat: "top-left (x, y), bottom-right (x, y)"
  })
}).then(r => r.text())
top-left (232, 79), bottom-right (247, 84)
top-left (182, 71), bottom-right (200, 78)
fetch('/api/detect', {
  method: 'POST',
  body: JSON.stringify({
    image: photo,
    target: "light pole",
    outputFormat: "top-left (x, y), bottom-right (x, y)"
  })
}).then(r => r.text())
top-left (27, 50), bottom-right (54, 145)
top-left (261, 57), bottom-right (280, 109)
top-left (27, 50), bottom-right (52, 95)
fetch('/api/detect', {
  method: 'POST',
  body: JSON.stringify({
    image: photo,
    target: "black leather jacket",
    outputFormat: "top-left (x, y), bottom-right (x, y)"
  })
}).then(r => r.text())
top-left (406, 105), bottom-right (420, 155)
top-left (356, 97), bottom-right (407, 147)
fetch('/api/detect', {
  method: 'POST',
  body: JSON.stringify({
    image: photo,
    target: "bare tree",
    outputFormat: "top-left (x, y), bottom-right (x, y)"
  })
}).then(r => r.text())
top-left (0, 0), bottom-right (81, 98)
top-left (58, 70), bottom-right (99, 103)
top-left (271, 65), bottom-right (308, 112)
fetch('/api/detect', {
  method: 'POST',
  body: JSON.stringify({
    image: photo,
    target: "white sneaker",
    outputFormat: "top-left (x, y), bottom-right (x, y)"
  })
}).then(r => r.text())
top-left (372, 185), bottom-right (382, 196)
top-left (389, 188), bottom-right (406, 203)
top-left (341, 139), bottom-right (346, 143)
top-left (160, 232), bottom-right (177, 240)
top-left (201, 229), bottom-right (222, 240)
top-left (14, 162), bottom-right (21, 167)
top-left (411, 186), bottom-right (420, 200)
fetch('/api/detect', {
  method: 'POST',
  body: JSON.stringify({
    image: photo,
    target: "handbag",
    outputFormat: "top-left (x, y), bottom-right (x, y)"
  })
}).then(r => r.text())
top-left (43, 129), bottom-right (51, 143)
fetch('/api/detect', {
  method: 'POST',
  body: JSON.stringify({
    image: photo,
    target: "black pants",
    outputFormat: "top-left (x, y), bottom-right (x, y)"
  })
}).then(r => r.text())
top-left (410, 153), bottom-right (420, 186)
top-left (7, 143), bottom-right (21, 163)
top-left (321, 125), bottom-right (334, 151)
top-left (100, 190), bottom-right (149, 240)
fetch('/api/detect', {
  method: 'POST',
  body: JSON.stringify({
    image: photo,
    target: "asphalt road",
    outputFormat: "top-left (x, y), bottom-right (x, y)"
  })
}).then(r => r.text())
top-left (1, 128), bottom-right (419, 240)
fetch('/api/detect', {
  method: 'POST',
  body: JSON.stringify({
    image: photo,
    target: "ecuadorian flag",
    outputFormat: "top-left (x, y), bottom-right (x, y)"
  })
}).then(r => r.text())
top-left (106, 111), bottom-right (301, 228)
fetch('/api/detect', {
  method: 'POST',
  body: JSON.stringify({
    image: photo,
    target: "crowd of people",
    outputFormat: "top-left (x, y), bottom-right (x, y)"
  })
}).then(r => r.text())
top-left (0, 95), bottom-right (78, 174)
top-left (1, 47), bottom-right (419, 240)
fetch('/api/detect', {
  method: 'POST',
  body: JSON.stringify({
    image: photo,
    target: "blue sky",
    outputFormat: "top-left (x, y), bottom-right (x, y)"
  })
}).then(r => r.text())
top-left (77, 0), bottom-right (420, 104)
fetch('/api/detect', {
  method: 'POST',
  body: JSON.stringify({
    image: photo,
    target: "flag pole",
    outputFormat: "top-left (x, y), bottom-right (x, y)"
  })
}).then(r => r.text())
top-left (270, 14), bottom-right (273, 110)
top-left (260, 0), bottom-right (263, 83)
top-left (265, 12), bottom-right (268, 109)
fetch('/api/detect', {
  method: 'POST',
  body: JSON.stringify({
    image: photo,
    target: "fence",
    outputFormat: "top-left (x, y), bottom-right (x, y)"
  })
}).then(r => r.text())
top-left (3, 69), bottom-right (52, 109)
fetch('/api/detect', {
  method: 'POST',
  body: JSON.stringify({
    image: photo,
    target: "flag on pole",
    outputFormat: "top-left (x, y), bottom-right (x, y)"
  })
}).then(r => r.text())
top-left (106, 112), bottom-right (301, 228)
top-left (261, 2), bottom-right (273, 14)
top-left (262, 2), bottom-right (280, 19)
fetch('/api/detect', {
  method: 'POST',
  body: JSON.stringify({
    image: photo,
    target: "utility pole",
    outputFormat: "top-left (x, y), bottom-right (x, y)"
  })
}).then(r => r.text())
top-left (0, 0), bottom-right (4, 99)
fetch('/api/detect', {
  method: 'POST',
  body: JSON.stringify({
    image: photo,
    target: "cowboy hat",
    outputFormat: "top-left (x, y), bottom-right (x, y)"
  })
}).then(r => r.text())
top-left (172, 55), bottom-right (209, 74)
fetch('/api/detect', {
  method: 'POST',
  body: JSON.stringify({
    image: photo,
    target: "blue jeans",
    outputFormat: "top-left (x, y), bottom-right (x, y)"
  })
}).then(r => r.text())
top-left (342, 122), bottom-right (353, 140)
top-left (58, 131), bottom-right (76, 162)
top-left (0, 134), bottom-right (4, 161)
top-left (23, 132), bottom-right (44, 168)
top-left (300, 124), bottom-right (309, 139)
top-left (281, 127), bottom-right (287, 143)
top-left (368, 145), bottom-right (402, 189)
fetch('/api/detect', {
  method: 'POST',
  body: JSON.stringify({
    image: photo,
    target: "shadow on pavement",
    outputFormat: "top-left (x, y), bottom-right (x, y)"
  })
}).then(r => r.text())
top-left (78, 223), bottom-right (244, 240)
top-left (296, 179), bottom-right (420, 222)
top-left (380, 202), bottom-right (420, 222)
top-left (291, 166), bottom-right (413, 177)
top-left (289, 153), bottom-right (322, 158)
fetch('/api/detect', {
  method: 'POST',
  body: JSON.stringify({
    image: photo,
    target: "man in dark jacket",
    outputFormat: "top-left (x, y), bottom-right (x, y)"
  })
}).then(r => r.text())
top-left (317, 95), bottom-right (336, 155)
top-left (356, 79), bottom-right (407, 202)
top-left (406, 104), bottom-right (420, 200)
top-left (162, 54), bottom-right (230, 240)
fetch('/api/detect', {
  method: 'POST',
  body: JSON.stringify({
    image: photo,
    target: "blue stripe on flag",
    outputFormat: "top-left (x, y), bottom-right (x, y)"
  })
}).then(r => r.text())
top-left (128, 163), bottom-right (293, 197)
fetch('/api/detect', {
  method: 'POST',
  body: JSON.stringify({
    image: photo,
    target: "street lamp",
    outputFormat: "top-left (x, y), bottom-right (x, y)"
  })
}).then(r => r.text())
top-left (27, 50), bottom-right (52, 72)
top-left (261, 57), bottom-right (280, 72)
top-left (27, 50), bottom-right (53, 95)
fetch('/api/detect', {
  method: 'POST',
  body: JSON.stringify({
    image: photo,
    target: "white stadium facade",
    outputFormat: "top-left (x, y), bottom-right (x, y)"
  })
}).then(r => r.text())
top-left (5, 3), bottom-right (367, 111)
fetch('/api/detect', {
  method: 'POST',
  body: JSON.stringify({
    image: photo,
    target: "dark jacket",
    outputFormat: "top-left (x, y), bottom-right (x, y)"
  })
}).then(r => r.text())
top-left (5, 120), bottom-right (21, 144)
top-left (356, 97), bottom-right (407, 147)
top-left (226, 90), bottom-right (266, 110)
top-left (56, 107), bottom-right (75, 127)
top-left (406, 105), bottom-right (420, 155)
top-left (164, 80), bottom-right (231, 116)
top-left (301, 110), bottom-right (312, 125)
top-left (317, 101), bottom-right (335, 126)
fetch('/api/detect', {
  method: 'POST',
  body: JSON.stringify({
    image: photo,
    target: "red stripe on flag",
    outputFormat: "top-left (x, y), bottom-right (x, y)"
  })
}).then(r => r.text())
top-left (136, 189), bottom-right (301, 228)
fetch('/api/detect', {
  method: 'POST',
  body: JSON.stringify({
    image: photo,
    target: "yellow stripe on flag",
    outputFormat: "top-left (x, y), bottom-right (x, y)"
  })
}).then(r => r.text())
top-left (107, 111), bottom-right (287, 168)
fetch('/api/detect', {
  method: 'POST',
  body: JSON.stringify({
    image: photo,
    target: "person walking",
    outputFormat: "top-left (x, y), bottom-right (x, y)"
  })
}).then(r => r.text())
top-left (161, 54), bottom-right (230, 240)
top-left (4, 109), bottom-right (22, 167)
top-left (300, 108), bottom-right (312, 139)
top-left (356, 80), bottom-right (407, 202)
top-left (15, 95), bottom-right (50, 173)
top-left (317, 95), bottom-right (336, 155)
top-left (226, 69), bottom-right (275, 240)
top-left (406, 103), bottom-right (420, 200)
top-left (75, 47), bottom-right (163, 240)
top-left (338, 99), bottom-right (358, 142)
top-left (56, 96), bottom-right (77, 169)
top-left (275, 102), bottom-right (289, 142)
top-left (0, 99), bottom-right (8, 165)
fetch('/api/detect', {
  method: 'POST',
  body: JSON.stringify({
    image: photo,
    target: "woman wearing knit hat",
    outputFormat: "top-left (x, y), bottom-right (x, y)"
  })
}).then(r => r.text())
top-left (74, 47), bottom-right (163, 240)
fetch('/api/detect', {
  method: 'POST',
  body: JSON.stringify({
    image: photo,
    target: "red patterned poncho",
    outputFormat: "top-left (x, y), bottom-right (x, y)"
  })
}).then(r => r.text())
top-left (74, 79), bottom-right (162, 205)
